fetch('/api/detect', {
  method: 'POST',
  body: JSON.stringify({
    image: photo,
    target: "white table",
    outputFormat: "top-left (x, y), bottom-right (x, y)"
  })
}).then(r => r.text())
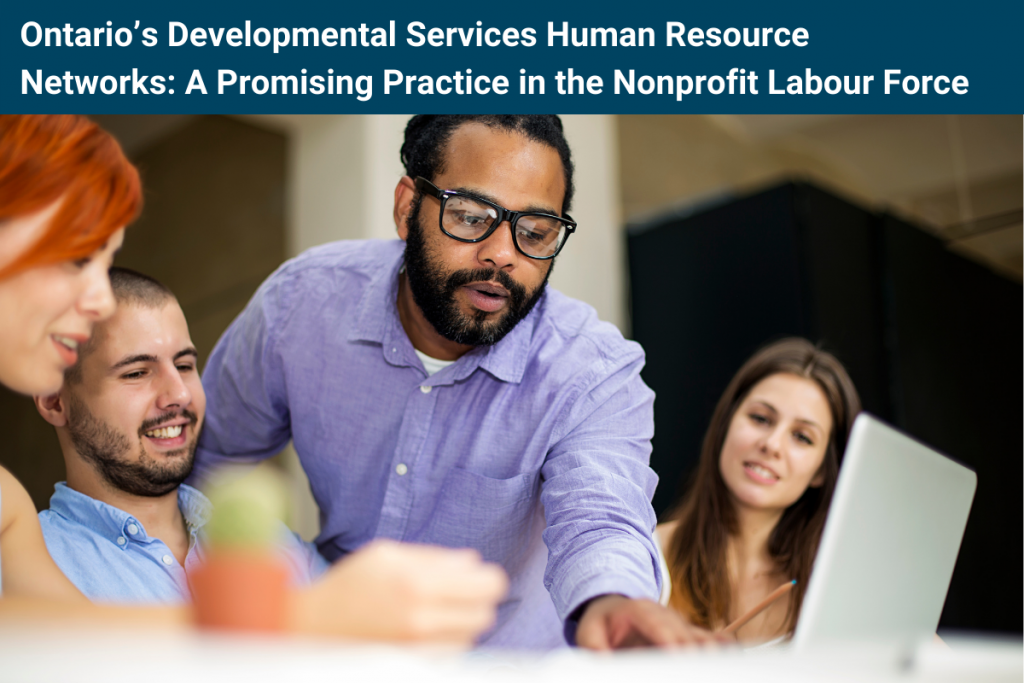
top-left (0, 625), bottom-right (1019, 683)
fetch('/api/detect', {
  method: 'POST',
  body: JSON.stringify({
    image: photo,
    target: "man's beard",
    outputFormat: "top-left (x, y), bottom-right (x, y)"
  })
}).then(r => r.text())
top-left (404, 199), bottom-right (551, 346)
top-left (66, 392), bottom-right (199, 498)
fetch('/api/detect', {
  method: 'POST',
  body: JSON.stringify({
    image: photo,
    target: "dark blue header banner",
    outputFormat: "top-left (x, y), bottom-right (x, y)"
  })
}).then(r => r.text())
top-left (2, 0), bottom-right (1020, 113)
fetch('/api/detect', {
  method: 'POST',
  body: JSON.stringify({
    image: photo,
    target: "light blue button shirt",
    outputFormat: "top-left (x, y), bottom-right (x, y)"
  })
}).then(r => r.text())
top-left (39, 482), bottom-right (327, 604)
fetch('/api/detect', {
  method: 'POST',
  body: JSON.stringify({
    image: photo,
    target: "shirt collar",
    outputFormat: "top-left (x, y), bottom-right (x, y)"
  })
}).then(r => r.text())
top-left (349, 240), bottom-right (405, 347)
top-left (177, 483), bottom-right (212, 532)
top-left (347, 239), bottom-right (538, 385)
top-left (47, 482), bottom-right (211, 545)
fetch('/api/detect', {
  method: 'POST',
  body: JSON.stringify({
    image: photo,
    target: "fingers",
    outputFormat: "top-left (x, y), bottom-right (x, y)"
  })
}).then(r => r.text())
top-left (374, 542), bottom-right (508, 605)
top-left (365, 542), bottom-right (505, 643)
top-left (400, 602), bottom-right (501, 645)
top-left (628, 602), bottom-right (724, 648)
top-left (300, 541), bottom-right (506, 643)
top-left (575, 618), bottom-right (612, 651)
top-left (423, 553), bottom-right (508, 601)
top-left (574, 594), bottom-right (623, 651)
top-left (579, 598), bottom-right (729, 651)
top-left (624, 609), bottom-right (684, 647)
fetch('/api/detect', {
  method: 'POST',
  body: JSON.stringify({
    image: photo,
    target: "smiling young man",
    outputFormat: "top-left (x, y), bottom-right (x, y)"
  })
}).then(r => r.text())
top-left (195, 116), bottom-right (719, 649)
top-left (33, 268), bottom-right (328, 602)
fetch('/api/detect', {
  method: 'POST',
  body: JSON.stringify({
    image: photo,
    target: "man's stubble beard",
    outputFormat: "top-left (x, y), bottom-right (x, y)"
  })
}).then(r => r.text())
top-left (65, 391), bottom-right (198, 498)
top-left (403, 197), bottom-right (552, 347)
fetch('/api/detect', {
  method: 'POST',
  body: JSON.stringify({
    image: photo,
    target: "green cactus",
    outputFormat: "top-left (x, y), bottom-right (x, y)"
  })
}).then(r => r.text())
top-left (203, 466), bottom-right (289, 550)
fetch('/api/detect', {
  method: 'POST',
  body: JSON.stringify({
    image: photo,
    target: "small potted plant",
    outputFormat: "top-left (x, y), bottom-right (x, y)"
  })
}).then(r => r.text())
top-left (190, 466), bottom-right (291, 633)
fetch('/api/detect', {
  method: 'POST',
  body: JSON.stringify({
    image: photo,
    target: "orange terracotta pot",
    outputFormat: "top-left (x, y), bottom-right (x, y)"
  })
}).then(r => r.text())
top-left (190, 550), bottom-right (290, 633)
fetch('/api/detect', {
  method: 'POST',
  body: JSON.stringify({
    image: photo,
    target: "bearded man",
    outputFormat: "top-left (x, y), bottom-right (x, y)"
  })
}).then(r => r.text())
top-left (33, 267), bottom-right (327, 602)
top-left (195, 116), bottom-right (718, 649)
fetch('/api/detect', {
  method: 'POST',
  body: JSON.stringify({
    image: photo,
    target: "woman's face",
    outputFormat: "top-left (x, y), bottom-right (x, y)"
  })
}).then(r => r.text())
top-left (0, 201), bottom-right (123, 396)
top-left (719, 373), bottom-right (833, 515)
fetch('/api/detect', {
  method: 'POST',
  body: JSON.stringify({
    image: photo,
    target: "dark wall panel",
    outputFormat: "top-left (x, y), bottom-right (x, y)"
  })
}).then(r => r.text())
top-left (629, 185), bottom-right (805, 516)
top-left (629, 181), bottom-right (1022, 634)
top-left (883, 216), bottom-right (1023, 633)
top-left (796, 185), bottom-right (889, 418)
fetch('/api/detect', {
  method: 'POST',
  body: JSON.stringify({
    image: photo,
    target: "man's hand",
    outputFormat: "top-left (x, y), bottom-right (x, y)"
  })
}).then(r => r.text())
top-left (292, 540), bottom-right (508, 645)
top-left (575, 595), bottom-right (728, 650)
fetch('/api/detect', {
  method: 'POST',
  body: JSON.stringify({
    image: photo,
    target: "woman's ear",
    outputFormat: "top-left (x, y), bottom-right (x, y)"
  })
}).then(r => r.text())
top-left (34, 392), bottom-right (69, 427)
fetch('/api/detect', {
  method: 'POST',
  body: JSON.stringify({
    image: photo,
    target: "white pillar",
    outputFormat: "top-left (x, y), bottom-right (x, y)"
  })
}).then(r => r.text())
top-left (363, 115), bottom-right (412, 241)
top-left (247, 114), bottom-right (409, 255)
top-left (288, 115), bottom-right (369, 254)
top-left (554, 115), bottom-right (626, 333)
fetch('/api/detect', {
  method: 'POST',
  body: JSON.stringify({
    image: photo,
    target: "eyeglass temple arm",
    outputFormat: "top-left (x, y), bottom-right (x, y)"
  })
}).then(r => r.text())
top-left (414, 176), bottom-right (445, 200)
top-left (418, 176), bottom-right (576, 230)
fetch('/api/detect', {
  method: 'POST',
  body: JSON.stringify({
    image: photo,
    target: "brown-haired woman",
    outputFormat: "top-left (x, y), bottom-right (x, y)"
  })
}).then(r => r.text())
top-left (656, 338), bottom-right (861, 644)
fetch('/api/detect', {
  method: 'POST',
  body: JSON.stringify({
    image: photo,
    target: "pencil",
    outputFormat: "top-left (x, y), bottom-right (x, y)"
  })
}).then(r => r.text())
top-left (721, 579), bottom-right (797, 635)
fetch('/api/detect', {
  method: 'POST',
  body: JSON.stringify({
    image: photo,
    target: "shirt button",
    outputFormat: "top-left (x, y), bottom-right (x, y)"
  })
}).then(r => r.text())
top-left (392, 347), bottom-right (397, 353)
top-left (420, 385), bottom-right (432, 394)
top-left (395, 463), bottom-right (408, 476)
top-left (127, 524), bottom-right (139, 535)
top-left (116, 536), bottom-right (126, 546)
top-left (162, 555), bottom-right (174, 565)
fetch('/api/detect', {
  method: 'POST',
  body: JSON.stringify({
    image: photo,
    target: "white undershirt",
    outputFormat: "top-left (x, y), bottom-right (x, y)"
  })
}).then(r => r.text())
top-left (654, 526), bottom-right (673, 606)
top-left (414, 349), bottom-right (456, 377)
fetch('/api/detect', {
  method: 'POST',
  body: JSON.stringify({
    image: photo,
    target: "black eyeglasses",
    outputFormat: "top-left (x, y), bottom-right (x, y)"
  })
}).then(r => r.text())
top-left (414, 177), bottom-right (576, 260)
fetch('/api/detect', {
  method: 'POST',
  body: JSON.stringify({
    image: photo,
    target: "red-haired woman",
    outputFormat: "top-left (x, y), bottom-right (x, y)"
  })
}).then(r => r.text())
top-left (0, 114), bottom-right (138, 604)
top-left (0, 116), bottom-right (505, 643)
top-left (656, 338), bottom-right (860, 643)
top-left (0, 116), bottom-right (139, 395)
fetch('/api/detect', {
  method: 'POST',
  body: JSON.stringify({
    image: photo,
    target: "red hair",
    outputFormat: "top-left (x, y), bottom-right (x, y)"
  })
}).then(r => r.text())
top-left (0, 115), bottom-right (141, 279)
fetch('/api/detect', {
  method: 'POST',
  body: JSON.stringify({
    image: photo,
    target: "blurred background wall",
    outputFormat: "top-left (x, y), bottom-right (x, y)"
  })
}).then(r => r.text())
top-left (0, 114), bottom-right (1019, 633)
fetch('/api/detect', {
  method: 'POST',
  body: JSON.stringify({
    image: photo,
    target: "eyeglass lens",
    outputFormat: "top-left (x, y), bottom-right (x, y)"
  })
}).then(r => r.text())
top-left (443, 195), bottom-right (567, 258)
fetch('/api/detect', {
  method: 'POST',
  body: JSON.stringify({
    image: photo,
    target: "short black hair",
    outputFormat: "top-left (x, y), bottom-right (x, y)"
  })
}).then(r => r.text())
top-left (64, 268), bottom-right (175, 385)
top-left (108, 267), bottom-right (175, 307)
top-left (400, 115), bottom-right (575, 214)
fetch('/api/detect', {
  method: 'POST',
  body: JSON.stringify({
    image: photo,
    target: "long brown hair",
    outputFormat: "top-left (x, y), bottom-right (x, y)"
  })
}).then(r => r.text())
top-left (665, 338), bottom-right (861, 633)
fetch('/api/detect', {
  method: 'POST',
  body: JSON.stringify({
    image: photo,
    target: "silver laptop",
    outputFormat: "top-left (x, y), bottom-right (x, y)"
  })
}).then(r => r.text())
top-left (791, 413), bottom-right (976, 652)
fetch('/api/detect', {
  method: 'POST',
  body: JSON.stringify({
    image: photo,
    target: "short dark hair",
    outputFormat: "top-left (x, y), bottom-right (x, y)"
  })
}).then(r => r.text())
top-left (400, 115), bottom-right (575, 214)
top-left (107, 266), bottom-right (175, 308)
top-left (64, 268), bottom-right (175, 384)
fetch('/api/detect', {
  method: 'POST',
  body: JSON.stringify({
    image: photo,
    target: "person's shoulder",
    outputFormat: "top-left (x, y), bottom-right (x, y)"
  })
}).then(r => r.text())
top-left (533, 288), bottom-right (643, 368)
top-left (655, 520), bottom-right (679, 551)
top-left (251, 239), bottom-right (402, 319)
top-left (36, 492), bottom-right (89, 540)
top-left (274, 239), bottom-right (402, 285)
top-left (1, 466), bottom-right (38, 533)
top-left (36, 507), bottom-right (65, 537)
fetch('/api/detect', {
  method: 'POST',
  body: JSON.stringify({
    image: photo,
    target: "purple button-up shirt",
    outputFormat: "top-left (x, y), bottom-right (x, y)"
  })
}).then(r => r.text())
top-left (194, 239), bottom-right (660, 649)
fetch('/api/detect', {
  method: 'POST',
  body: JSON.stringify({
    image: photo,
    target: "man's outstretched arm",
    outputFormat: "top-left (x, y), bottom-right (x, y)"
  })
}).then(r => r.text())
top-left (539, 357), bottom-right (721, 649)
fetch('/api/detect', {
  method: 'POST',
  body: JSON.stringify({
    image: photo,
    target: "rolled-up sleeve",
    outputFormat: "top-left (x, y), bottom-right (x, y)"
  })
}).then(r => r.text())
top-left (192, 273), bottom-right (296, 483)
top-left (539, 352), bottom-right (660, 624)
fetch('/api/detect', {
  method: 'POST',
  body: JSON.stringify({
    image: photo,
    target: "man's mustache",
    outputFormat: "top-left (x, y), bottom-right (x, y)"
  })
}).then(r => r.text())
top-left (444, 268), bottom-right (527, 306)
top-left (137, 409), bottom-right (199, 437)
